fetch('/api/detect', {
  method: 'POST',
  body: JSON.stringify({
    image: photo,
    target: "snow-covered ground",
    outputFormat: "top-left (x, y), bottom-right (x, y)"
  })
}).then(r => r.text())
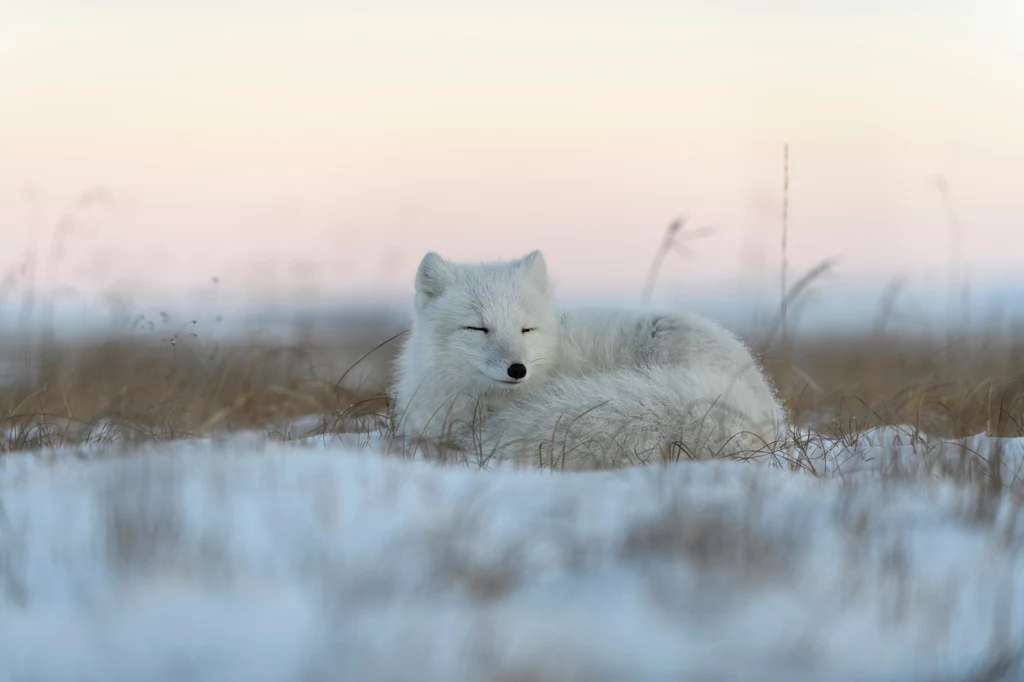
top-left (2, 429), bottom-right (1024, 681)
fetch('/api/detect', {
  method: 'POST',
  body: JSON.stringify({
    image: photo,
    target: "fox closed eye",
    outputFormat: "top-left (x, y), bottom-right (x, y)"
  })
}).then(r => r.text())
top-left (461, 326), bottom-right (534, 333)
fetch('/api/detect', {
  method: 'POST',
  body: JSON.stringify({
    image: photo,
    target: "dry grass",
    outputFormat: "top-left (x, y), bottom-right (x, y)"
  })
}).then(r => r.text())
top-left (760, 333), bottom-right (1024, 440)
top-left (2, 317), bottom-right (1021, 457)
top-left (0, 332), bottom-right (394, 452)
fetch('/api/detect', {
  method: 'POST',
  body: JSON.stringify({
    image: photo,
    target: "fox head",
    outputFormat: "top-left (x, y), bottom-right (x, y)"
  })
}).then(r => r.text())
top-left (410, 250), bottom-right (560, 394)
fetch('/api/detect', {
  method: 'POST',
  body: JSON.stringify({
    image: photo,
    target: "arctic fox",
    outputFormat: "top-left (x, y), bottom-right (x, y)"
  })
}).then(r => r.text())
top-left (390, 250), bottom-right (787, 469)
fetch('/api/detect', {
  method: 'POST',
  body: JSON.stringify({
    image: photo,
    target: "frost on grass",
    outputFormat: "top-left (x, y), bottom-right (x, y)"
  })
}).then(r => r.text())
top-left (2, 430), bottom-right (1024, 682)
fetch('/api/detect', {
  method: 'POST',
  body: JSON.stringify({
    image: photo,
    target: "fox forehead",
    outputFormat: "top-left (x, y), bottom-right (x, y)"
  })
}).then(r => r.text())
top-left (445, 286), bottom-right (545, 322)
top-left (443, 261), bottom-right (542, 295)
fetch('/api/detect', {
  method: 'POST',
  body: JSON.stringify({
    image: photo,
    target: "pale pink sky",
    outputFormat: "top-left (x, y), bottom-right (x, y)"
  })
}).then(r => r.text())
top-left (1, 1), bottom-right (1022, 305)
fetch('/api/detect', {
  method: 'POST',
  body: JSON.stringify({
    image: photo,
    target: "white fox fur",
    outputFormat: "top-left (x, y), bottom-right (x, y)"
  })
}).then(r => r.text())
top-left (389, 250), bottom-right (787, 469)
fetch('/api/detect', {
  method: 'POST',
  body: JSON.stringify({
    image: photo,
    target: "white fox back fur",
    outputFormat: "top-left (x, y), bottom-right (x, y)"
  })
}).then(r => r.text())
top-left (390, 250), bottom-right (787, 469)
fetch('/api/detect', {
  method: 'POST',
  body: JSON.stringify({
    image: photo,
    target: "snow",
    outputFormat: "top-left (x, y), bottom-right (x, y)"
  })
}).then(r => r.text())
top-left (2, 429), bottom-right (1024, 681)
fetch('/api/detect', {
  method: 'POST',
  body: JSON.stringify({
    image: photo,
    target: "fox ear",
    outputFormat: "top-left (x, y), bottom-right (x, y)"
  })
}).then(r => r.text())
top-left (415, 252), bottom-right (453, 309)
top-left (517, 250), bottom-right (548, 294)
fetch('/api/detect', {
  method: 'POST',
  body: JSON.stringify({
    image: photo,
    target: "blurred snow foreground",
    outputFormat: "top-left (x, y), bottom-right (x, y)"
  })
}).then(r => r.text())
top-left (2, 428), bottom-right (1024, 682)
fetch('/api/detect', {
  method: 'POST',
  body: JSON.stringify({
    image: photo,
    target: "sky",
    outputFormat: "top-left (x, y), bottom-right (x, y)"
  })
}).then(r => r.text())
top-left (1, 0), bottom-right (1022, 308)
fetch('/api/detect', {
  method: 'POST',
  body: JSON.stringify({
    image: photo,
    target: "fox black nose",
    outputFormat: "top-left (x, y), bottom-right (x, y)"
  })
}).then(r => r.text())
top-left (507, 363), bottom-right (527, 380)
